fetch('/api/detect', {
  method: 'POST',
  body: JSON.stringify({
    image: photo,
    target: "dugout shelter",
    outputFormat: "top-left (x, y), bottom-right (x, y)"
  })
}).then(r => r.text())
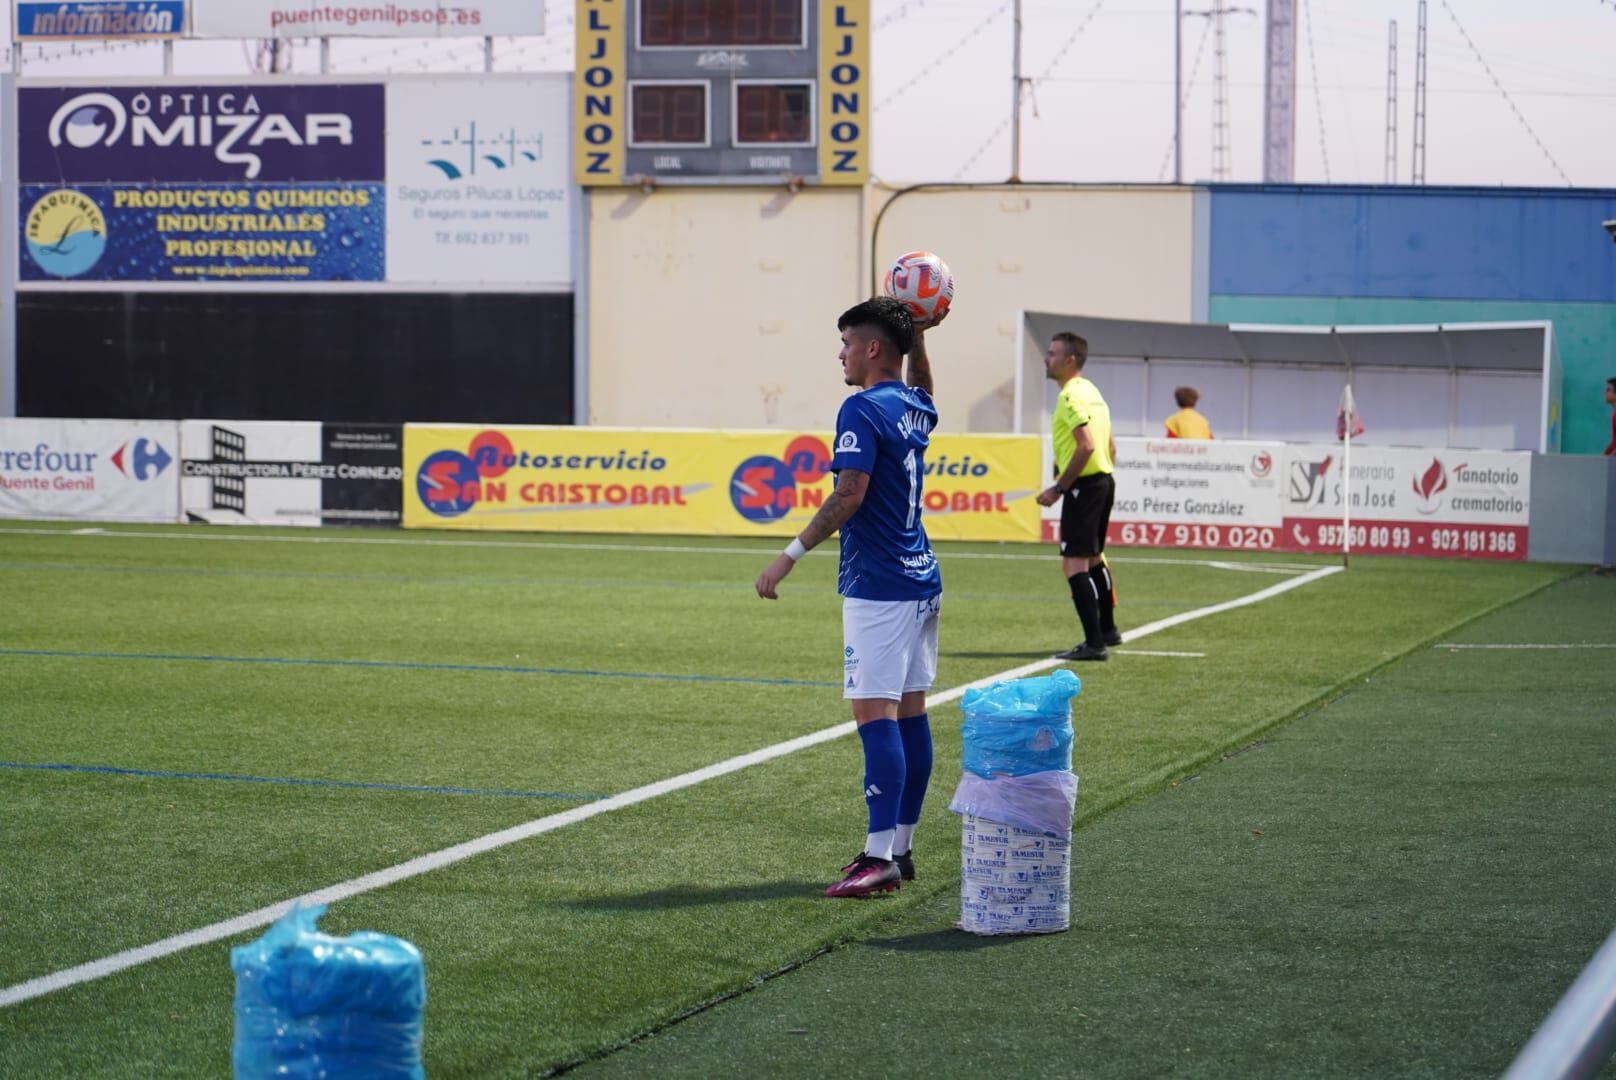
top-left (1014, 313), bottom-right (1562, 453)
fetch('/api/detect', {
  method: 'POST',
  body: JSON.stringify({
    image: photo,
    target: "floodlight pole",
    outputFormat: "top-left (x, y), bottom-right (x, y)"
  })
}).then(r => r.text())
top-left (1174, 0), bottom-right (1182, 183)
top-left (1010, 0), bottom-right (1023, 182)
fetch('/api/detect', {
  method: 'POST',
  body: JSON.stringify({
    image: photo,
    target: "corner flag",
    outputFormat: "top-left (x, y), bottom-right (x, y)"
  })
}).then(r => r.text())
top-left (1337, 383), bottom-right (1360, 566)
top-left (1336, 384), bottom-right (1364, 441)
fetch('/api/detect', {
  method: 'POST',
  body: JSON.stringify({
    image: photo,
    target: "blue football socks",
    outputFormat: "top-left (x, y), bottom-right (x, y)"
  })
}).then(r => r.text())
top-left (858, 719), bottom-right (905, 860)
top-left (895, 712), bottom-right (933, 848)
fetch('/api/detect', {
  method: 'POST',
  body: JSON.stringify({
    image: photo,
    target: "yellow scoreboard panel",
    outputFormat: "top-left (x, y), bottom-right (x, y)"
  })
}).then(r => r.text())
top-left (574, 0), bottom-right (869, 186)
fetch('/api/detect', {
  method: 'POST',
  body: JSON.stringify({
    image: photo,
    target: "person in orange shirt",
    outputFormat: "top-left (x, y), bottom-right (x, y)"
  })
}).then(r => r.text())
top-left (1164, 387), bottom-right (1213, 439)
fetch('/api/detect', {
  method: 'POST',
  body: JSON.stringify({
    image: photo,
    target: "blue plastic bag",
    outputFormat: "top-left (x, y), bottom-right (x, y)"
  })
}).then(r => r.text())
top-left (231, 904), bottom-right (425, 1080)
top-left (959, 668), bottom-right (1081, 778)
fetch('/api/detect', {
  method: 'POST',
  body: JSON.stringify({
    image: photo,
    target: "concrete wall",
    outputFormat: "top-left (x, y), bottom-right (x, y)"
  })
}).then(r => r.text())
top-left (1527, 453), bottom-right (1616, 566)
top-left (584, 184), bottom-right (1199, 433)
top-left (584, 187), bottom-right (865, 431)
top-left (870, 185), bottom-right (1200, 431)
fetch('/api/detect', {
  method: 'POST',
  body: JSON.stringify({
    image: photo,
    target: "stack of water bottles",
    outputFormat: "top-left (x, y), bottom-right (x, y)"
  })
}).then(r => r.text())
top-left (949, 668), bottom-right (1081, 935)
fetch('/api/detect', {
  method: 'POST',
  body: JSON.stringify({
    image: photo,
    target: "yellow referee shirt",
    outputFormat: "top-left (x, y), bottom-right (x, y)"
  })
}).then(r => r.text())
top-left (1052, 376), bottom-right (1113, 478)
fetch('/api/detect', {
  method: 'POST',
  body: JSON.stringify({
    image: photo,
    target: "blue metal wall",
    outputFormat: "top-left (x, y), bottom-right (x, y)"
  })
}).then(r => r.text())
top-left (1207, 185), bottom-right (1616, 455)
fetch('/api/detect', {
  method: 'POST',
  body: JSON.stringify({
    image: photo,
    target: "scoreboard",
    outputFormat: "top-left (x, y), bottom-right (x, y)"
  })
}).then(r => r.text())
top-left (574, 0), bottom-right (870, 186)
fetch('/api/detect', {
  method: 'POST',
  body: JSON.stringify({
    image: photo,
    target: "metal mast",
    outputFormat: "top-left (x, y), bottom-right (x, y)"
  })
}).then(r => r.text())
top-left (1262, 0), bottom-right (1298, 182)
top-left (1384, 19), bottom-right (1398, 183)
top-left (1011, 0), bottom-right (1024, 182)
top-left (1174, 0), bottom-right (1183, 183)
top-left (1212, 0), bottom-right (1231, 179)
top-left (1413, 0), bottom-right (1427, 184)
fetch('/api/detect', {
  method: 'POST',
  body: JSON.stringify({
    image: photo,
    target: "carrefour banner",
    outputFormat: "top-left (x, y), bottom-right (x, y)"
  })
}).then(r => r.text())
top-left (16, 76), bottom-right (572, 288)
top-left (180, 420), bottom-right (402, 527)
top-left (0, 418), bottom-right (180, 521)
top-left (404, 426), bottom-right (1041, 542)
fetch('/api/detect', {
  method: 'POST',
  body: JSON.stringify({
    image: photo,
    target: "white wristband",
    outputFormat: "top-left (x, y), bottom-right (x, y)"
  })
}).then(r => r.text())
top-left (783, 538), bottom-right (808, 561)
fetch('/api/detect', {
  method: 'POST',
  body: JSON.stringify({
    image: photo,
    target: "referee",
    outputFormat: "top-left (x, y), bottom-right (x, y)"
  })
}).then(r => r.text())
top-left (1036, 331), bottom-right (1121, 662)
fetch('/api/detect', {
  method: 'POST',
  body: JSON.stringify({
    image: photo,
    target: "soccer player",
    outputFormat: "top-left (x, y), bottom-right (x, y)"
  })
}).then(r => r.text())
top-left (1036, 331), bottom-right (1121, 662)
top-left (755, 297), bottom-right (945, 898)
top-left (1164, 386), bottom-right (1214, 439)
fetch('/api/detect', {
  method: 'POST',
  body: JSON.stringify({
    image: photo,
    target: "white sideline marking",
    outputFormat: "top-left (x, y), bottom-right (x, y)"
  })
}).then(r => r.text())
top-left (1436, 643), bottom-right (1616, 650)
top-left (0, 565), bottom-right (1342, 1009)
top-left (0, 525), bottom-right (1322, 571)
top-left (1113, 649), bottom-right (1207, 658)
top-left (1205, 561), bottom-right (1307, 575)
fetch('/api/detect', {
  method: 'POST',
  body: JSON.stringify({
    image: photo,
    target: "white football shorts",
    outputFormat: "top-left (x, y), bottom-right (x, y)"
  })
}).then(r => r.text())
top-left (841, 594), bottom-right (942, 701)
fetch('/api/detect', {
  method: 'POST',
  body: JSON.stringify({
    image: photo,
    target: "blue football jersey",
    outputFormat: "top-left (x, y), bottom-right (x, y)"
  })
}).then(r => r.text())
top-left (830, 380), bottom-right (942, 601)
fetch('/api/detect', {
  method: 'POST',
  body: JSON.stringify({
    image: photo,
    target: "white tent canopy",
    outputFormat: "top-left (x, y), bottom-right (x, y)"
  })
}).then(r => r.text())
top-left (1015, 313), bottom-right (1561, 452)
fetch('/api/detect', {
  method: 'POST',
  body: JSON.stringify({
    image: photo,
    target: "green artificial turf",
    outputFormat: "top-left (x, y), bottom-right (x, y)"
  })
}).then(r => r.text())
top-left (578, 571), bottom-right (1616, 1078)
top-left (0, 522), bottom-right (1590, 1076)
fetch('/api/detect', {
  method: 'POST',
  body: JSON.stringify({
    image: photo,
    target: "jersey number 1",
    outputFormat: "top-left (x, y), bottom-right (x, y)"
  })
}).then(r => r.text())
top-left (904, 448), bottom-right (920, 529)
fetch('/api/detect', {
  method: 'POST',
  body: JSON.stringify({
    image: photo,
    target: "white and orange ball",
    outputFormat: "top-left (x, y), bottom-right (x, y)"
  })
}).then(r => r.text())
top-left (882, 250), bottom-right (954, 323)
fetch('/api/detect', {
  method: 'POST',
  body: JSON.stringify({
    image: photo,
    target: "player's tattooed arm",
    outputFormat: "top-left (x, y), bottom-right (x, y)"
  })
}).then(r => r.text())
top-left (800, 468), bottom-right (869, 548)
top-left (906, 310), bottom-right (946, 395)
top-left (755, 470), bottom-right (868, 599)
top-left (906, 332), bottom-right (934, 396)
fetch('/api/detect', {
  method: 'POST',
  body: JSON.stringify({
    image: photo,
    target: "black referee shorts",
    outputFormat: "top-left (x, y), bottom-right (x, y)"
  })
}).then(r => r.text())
top-left (1059, 472), bottom-right (1115, 559)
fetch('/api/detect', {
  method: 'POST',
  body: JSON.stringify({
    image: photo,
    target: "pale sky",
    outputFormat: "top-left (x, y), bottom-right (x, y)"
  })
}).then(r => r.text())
top-left (6, 0), bottom-right (1616, 188)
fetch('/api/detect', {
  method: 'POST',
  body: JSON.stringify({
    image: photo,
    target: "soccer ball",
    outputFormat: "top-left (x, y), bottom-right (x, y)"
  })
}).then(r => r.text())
top-left (883, 250), bottom-right (954, 324)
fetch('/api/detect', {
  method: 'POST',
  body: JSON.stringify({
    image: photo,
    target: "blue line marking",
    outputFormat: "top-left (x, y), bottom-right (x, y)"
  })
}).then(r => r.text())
top-left (0, 562), bottom-right (1188, 605)
top-left (0, 648), bottom-right (839, 688)
top-left (0, 761), bottom-right (605, 801)
top-left (0, 560), bottom-right (755, 593)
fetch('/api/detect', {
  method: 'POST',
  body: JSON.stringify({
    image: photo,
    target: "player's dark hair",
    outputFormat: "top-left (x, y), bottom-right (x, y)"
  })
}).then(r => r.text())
top-left (1174, 386), bottom-right (1199, 407)
top-left (1607, 376), bottom-right (1616, 392)
top-left (1052, 331), bottom-right (1088, 369)
top-left (839, 297), bottom-right (914, 357)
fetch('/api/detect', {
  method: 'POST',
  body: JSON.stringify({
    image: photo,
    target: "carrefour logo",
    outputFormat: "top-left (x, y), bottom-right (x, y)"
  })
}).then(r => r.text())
top-left (729, 436), bottom-right (832, 523)
top-left (111, 438), bottom-right (172, 480)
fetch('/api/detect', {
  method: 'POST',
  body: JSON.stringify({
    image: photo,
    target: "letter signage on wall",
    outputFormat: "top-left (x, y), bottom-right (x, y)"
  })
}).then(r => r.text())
top-left (187, 0), bottom-right (543, 39)
top-left (15, 76), bottom-right (575, 290)
top-left (1041, 437), bottom-right (1532, 561)
top-left (180, 420), bottom-right (403, 527)
top-left (15, 1), bottom-right (189, 41)
top-left (573, 0), bottom-right (870, 186)
top-left (18, 82), bottom-right (386, 283)
top-left (0, 418), bottom-right (180, 522)
top-left (405, 425), bottom-right (1040, 542)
